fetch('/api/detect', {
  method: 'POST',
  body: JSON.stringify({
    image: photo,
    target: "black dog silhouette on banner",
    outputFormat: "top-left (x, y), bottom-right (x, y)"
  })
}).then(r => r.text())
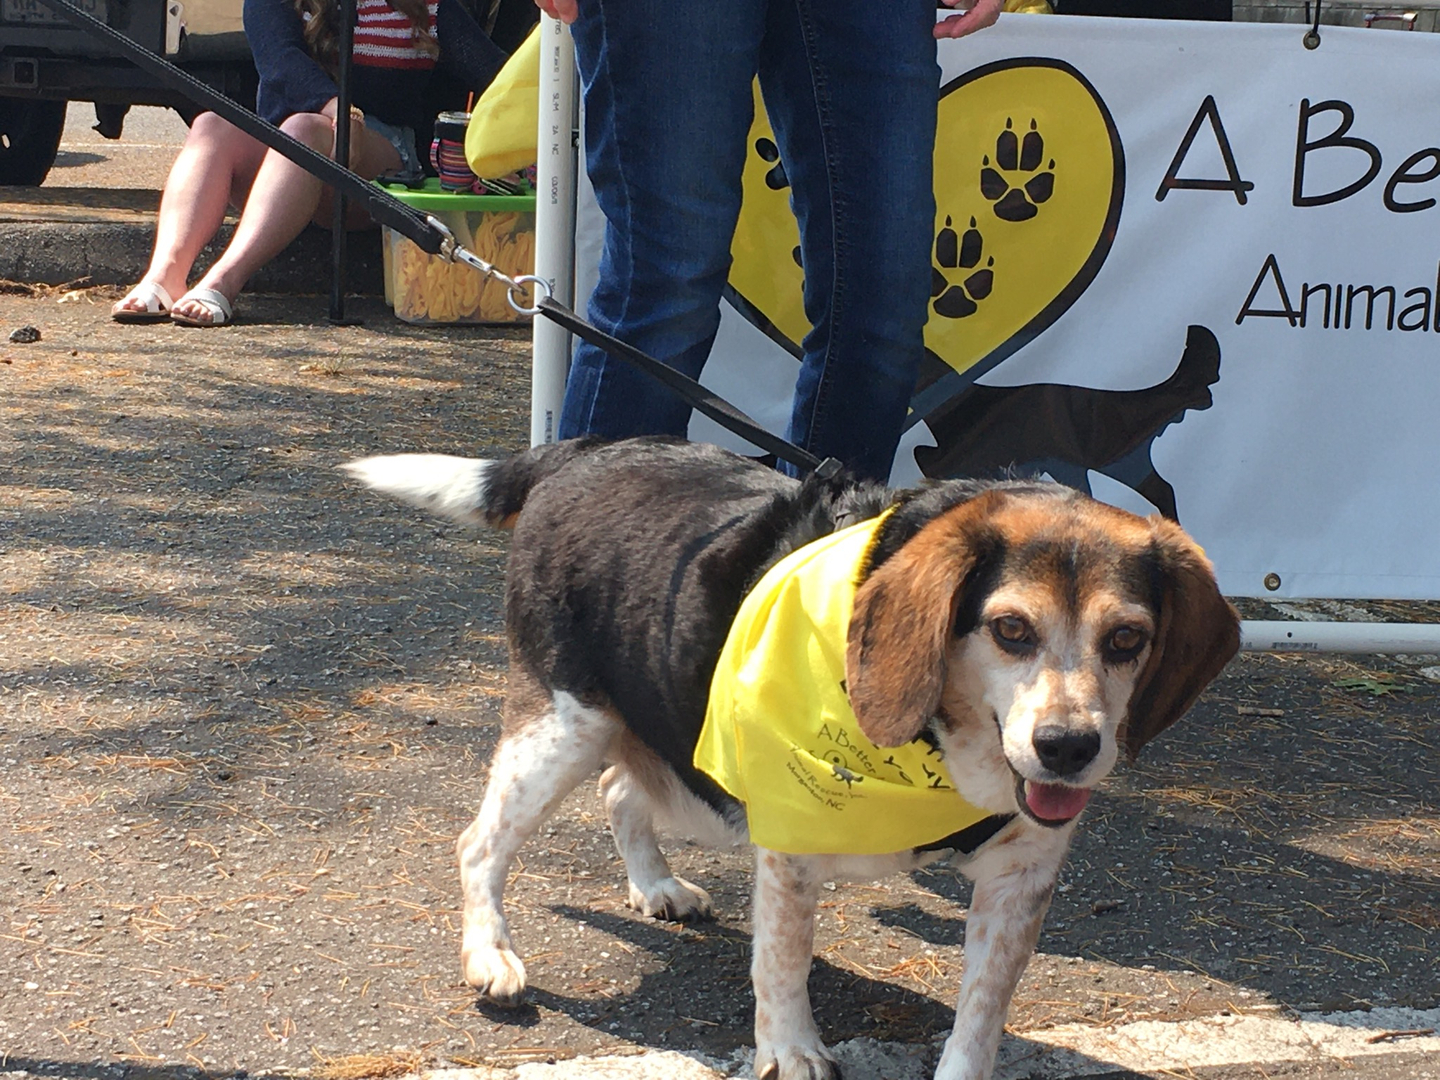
top-left (726, 66), bottom-right (1223, 523)
top-left (913, 326), bottom-right (1221, 522)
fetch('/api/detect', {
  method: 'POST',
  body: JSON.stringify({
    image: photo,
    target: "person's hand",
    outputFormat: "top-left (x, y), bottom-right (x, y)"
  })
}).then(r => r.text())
top-left (320, 98), bottom-right (365, 150)
top-left (533, 0), bottom-right (577, 23)
top-left (320, 97), bottom-right (362, 123)
top-left (935, 0), bottom-right (1002, 38)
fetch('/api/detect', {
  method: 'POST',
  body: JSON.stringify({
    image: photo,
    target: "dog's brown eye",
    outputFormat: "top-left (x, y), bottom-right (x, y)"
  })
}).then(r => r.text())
top-left (991, 615), bottom-right (1036, 653)
top-left (1105, 625), bottom-right (1147, 660)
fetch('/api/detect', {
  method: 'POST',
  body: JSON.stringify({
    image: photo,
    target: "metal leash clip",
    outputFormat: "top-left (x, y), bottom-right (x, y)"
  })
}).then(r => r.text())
top-left (448, 243), bottom-right (551, 315)
top-left (424, 214), bottom-right (458, 261)
top-left (426, 214), bottom-right (549, 314)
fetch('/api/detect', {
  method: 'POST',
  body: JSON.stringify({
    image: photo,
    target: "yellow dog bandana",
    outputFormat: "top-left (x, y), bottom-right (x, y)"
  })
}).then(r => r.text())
top-left (694, 514), bottom-right (994, 855)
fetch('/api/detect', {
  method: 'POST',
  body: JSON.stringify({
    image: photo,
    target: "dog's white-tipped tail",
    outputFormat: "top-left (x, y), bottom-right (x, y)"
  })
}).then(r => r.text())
top-left (342, 454), bottom-right (496, 524)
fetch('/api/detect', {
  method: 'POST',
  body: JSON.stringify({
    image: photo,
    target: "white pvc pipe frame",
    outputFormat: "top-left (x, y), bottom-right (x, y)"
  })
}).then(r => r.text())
top-left (526, 32), bottom-right (1440, 658)
top-left (529, 14), bottom-right (578, 449)
top-left (1241, 622), bottom-right (1440, 654)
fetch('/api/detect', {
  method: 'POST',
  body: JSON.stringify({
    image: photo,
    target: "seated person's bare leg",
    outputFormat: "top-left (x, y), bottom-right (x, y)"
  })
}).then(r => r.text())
top-left (113, 113), bottom-right (267, 318)
top-left (168, 114), bottom-right (402, 325)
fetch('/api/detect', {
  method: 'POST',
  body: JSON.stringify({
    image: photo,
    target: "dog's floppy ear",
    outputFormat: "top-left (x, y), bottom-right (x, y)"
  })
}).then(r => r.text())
top-left (845, 497), bottom-right (994, 748)
top-left (1122, 519), bottom-right (1240, 759)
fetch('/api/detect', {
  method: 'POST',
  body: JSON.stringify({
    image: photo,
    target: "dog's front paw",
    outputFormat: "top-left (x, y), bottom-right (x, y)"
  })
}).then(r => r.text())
top-left (462, 938), bottom-right (527, 1006)
top-left (755, 1041), bottom-right (841, 1080)
top-left (627, 875), bottom-right (714, 922)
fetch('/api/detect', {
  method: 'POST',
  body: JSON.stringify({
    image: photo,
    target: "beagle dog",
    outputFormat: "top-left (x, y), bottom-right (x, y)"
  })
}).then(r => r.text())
top-left (344, 437), bottom-right (1239, 1080)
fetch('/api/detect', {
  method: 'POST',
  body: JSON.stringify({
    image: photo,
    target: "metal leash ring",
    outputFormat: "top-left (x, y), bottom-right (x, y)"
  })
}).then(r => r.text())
top-left (506, 274), bottom-right (552, 316)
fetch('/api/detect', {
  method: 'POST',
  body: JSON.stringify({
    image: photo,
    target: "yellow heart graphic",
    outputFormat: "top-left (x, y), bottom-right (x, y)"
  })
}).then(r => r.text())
top-left (727, 58), bottom-right (1124, 403)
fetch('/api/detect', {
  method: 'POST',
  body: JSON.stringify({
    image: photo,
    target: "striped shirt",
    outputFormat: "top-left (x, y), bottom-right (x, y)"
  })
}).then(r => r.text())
top-left (245, 0), bottom-right (510, 140)
top-left (353, 0), bottom-right (439, 70)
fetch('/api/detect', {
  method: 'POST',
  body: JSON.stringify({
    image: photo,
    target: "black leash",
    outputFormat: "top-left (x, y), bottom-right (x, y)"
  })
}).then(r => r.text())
top-left (36, 0), bottom-right (835, 476)
top-left (534, 298), bottom-right (832, 476)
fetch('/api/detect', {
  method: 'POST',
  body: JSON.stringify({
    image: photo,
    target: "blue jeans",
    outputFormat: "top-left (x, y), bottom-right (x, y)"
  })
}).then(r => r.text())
top-left (558, 0), bottom-right (938, 482)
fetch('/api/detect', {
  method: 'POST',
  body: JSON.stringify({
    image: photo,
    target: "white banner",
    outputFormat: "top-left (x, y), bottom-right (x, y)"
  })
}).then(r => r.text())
top-left (572, 17), bottom-right (1440, 600)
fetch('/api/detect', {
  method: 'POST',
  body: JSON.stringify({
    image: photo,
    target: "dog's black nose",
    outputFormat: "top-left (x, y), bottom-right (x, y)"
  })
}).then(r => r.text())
top-left (1032, 727), bottom-right (1100, 777)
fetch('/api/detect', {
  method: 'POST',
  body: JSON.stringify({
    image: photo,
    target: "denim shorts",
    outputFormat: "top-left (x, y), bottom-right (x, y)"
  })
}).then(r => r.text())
top-left (364, 113), bottom-right (422, 175)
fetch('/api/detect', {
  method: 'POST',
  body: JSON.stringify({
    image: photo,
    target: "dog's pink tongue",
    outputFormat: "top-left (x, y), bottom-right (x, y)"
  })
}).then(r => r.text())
top-left (1025, 782), bottom-right (1091, 822)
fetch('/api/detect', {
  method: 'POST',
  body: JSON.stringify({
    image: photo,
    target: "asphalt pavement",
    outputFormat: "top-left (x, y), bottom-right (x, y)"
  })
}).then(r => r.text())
top-left (49, 102), bottom-right (189, 191)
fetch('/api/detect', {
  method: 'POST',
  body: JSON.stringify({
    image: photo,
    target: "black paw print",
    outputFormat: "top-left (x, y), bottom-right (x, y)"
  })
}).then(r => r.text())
top-left (755, 137), bottom-right (789, 190)
top-left (930, 215), bottom-right (994, 319)
top-left (756, 137), bottom-right (803, 269)
top-left (980, 118), bottom-right (1055, 223)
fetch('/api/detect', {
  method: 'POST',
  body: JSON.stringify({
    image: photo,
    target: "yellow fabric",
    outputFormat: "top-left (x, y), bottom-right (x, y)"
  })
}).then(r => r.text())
top-left (464, 24), bottom-right (539, 179)
top-left (1005, 0), bottom-right (1054, 12)
top-left (694, 514), bottom-right (993, 855)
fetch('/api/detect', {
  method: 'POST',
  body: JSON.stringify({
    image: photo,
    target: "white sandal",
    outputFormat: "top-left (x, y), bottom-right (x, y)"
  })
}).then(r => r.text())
top-left (111, 281), bottom-right (175, 324)
top-left (170, 287), bottom-right (236, 327)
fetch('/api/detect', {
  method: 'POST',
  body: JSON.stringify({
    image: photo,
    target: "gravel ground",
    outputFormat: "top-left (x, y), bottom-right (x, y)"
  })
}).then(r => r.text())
top-left (1, 288), bottom-right (1437, 1079)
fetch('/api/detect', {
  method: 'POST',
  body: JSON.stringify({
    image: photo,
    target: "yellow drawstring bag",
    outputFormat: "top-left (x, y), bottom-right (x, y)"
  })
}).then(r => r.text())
top-left (465, 24), bottom-right (540, 180)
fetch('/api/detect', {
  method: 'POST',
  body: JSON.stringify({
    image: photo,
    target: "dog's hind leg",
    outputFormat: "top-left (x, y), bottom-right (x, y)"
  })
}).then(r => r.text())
top-left (599, 755), bottom-right (713, 922)
top-left (456, 688), bottom-right (618, 1004)
top-left (1099, 442), bottom-right (1180, 521)
top-left (1132, 468), bottom-right (1178, 522)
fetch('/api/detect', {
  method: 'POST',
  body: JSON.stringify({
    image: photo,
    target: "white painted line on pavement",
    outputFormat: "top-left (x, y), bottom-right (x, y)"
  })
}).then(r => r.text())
top-left (419, 1007), bottom-right (1440, 1079)
top-left (995, 1005), bottom-right (1440, 1078)
top-left (60, 143), bottom-right (183, 150)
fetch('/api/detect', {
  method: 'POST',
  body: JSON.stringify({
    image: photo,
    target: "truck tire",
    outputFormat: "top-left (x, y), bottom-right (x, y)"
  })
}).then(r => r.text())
top-left (0, 98), bottom-right (67, 186)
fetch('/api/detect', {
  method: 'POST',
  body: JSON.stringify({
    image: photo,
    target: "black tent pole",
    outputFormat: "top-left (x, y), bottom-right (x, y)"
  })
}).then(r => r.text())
top-left (329, 0), bottom-right (360, 324)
